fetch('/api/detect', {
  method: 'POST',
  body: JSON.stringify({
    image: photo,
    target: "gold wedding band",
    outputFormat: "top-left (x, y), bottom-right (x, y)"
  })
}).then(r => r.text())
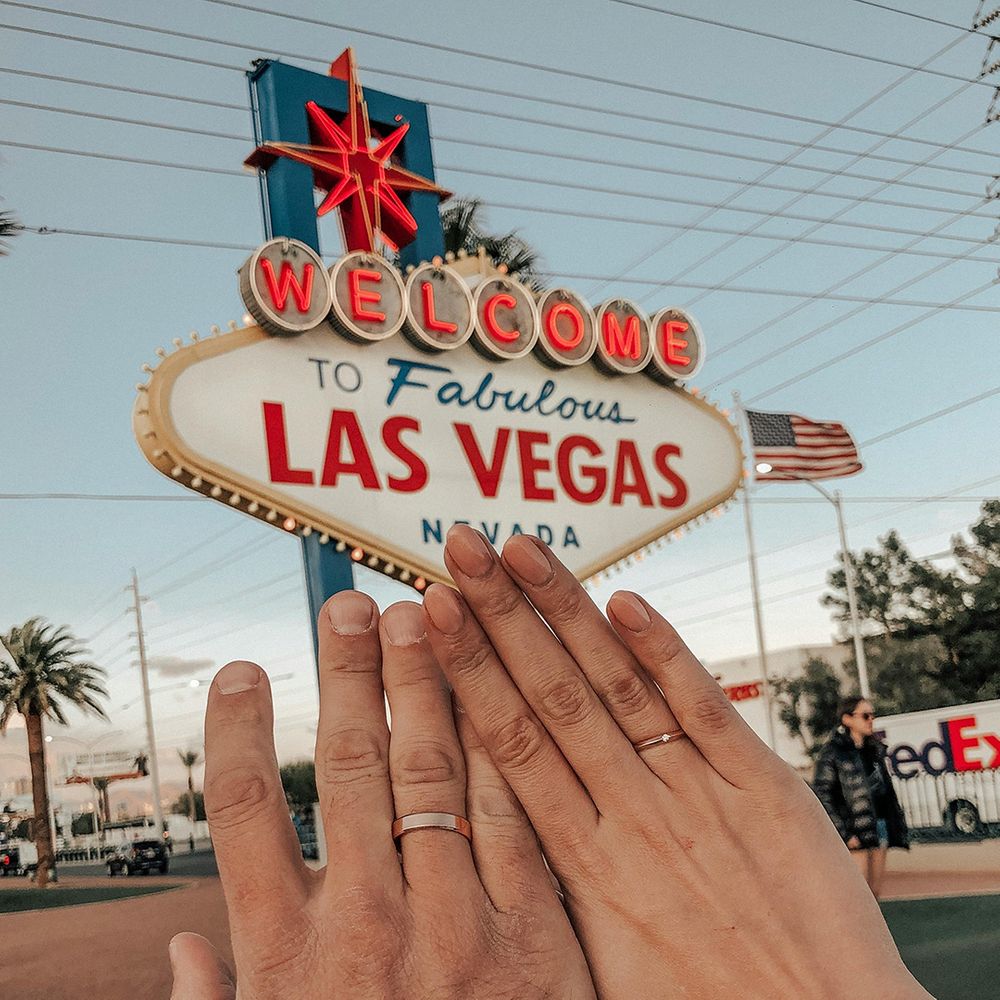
top-left (632, 729), bottom-right (687, 751)
top-left (391, 812), bottom-right (473, 845)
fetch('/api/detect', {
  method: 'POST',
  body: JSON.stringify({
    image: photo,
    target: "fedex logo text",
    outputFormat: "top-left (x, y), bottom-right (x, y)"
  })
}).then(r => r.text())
top-left (887, 715), bottom-right (1000, 779)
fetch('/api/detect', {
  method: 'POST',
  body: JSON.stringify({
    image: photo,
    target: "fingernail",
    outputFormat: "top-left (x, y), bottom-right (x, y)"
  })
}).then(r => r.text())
top-left (168, 936), bottom-right (180, 970)
top-left (609, 592), bottom-right (651, 632)
top-left (328, 591), bottom-right (375, 635)
top-left (503, 535), bottom-right (553, 586)
top-left (424, 584), bottom-right (465, 634)
top-left (446, 524), bottom-right (494, 577)
top-left (381, 602), bottom-right (426, 646)
top-left (216, 660), bottom-right (261, 695)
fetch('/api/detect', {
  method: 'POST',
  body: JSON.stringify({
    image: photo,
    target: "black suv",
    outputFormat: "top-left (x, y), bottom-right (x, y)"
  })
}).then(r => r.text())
top-left (107, 839), bottom-right (169, 876)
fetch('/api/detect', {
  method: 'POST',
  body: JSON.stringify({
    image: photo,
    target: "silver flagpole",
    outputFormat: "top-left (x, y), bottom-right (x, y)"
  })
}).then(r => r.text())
top-left (732, 392), bottom-right (778, 751)
top-left (833, 490), bottom-right (872, 700)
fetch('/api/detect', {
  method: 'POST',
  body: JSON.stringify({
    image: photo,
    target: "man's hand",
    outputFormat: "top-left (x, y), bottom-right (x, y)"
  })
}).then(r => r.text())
top-left (172, 596), bottom-right (595, 1000)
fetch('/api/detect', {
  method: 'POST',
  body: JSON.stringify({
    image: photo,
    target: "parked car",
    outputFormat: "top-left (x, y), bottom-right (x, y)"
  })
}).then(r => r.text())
top-left (107, 839), bottom-right (169, 876)
top-left (0, 841), bottom-right (37, 877)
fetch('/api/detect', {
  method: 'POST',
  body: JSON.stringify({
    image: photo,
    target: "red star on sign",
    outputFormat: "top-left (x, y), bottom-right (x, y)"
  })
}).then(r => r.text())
top-left (245, 48), bottom-right (450, 253)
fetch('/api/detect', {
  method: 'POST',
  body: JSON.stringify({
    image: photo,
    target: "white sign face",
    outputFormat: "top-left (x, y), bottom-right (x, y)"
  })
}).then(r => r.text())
top-left (66, 750), bottom-right (144, 779)
top-left (135, 321), bottom-right (743, 586)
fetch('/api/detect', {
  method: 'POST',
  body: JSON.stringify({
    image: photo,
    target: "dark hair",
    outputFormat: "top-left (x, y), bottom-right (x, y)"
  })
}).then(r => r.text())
top-left (837, 695), bottom-right (868, 722)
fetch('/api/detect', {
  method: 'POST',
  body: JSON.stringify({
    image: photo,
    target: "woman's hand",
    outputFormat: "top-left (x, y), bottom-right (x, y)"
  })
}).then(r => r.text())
top-left (422, 526), bottom-right (932, 1000)
top-left (171, 595), bottom-right (595, 1000)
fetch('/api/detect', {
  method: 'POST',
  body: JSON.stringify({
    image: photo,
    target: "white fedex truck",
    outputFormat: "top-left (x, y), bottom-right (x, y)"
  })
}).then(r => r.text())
top-left (876, 699), bottom-right (1000, 839)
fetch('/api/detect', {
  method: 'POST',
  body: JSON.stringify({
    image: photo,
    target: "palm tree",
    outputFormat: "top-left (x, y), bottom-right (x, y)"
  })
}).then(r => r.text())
top-left (0, 210), bottom-right (19, 256)
top-left (93, 776), bottom-right (111, 828)
top-left (440, 198), bottom-right (543, 289)
top-left (177, 749), bottom-right (201, 848)
top-left (0, 618), bottom-right (108, 886)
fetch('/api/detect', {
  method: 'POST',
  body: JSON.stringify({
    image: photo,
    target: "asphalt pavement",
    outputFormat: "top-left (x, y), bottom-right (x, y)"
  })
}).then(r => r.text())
top-left (62, 846), bottom-right (219, 879)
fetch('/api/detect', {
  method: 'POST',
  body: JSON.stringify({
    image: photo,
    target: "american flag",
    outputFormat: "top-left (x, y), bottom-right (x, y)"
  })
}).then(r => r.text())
top-left (746, 410), bottom-right (862, 482)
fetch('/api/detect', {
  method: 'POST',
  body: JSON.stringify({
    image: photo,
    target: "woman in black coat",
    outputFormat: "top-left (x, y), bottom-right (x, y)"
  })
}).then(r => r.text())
top-left (812, 696), bottom-right (909, 898)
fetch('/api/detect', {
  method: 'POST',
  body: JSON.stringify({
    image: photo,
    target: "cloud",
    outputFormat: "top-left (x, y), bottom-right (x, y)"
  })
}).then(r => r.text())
top-left (148, 655), bottom-right (215, 678)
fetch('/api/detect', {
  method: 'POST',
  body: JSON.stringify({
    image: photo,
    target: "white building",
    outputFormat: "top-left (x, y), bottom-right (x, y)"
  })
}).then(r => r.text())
top-left (706, 643), bottom-right (854, 770)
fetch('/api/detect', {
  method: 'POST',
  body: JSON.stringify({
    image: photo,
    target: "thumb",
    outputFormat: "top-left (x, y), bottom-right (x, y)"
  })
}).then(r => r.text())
top-left (169, 932), bottom-right (236, 1000)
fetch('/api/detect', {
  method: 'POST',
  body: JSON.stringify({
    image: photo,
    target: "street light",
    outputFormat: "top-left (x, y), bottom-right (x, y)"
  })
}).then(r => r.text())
top-left (754, 464), bottom-right (871, 700)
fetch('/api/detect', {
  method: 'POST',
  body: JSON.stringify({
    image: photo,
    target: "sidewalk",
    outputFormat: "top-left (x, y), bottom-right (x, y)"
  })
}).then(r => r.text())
top-left (882, 840), bottom-right (1000, 900)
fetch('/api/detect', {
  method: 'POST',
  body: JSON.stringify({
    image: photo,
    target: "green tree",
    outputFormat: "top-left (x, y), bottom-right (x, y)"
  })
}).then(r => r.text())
top-left (0, 618), bottom-right (108, 886)
top-left (440, 198), bottom-right (543, 289)
top-left (280, 760), bottom-right (317, 811)
top-left (770, 657), bottom-right (844, 759)
top-left (170, 791), bottom-right (206, 821)
top-left (823, 501), bottom-right (1000, 711)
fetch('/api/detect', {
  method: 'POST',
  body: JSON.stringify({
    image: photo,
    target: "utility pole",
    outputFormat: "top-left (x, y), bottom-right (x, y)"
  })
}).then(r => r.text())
top-left (129, 570), bottom-right (165, 843)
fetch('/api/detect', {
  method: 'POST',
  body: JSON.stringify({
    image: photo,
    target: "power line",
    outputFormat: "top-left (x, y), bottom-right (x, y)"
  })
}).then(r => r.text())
top-left (13, 222), bottom-right (999, 313)
top-left (9, 97), bottom-right (996, 242)
top-left (82, 612), bottom-right (128, 646)
top-left (860, 384), bottom-right (1000, 447)
top-left (16, 202), bottom-right (1000, 276)
top-left (446, 160), bottom-right (997, 225)
top-left (609, 0), bottom-right (989, 89)
top-left (152, 536), bottom-right (284, 600)
top-left (2, 63), bottom-right (987, 201)
top-left (753, 496), bottom-right (996, 504)
top-left (5, 61), bottom-right (991, 202)
top-left (201, 0), bottom-right (1000, 113)
top-left (704, 214), bottom-right (994, 390)
top-left (17, 226), bottom-right (255, 253)
top-left (632, 89), bottom-right (986, 313)
top-left (635, 471), bottom-right (1000, 596)
top-left (671, 531), bottom-right (967, 629)
top-left (142, 521), bottom-right (252, 581)
top-left (841, 0), bottom-right (984, 34)
top-left (150, 572), bottom-right (302, 638)
top-left (2, 26), bottom-right (992, 191)
top-left (148, 586), bottom-right (302, 645)
top-left (583, 35), bottom-right (973, 300)
top-left (6, 129), bottom-right (998, 267)
top-left (71, 586), bottom-right (129, 635)
top-left (4, 5), bottom-right (996, 162)
top-left (0, 491), bottom-right (210, 501)
top-left (437, 133), bottom-right (986, 202)
top-left (3, 68), bottom-right (991, 210)
top-left (747, 277), bottom-right (999, 402)
top-left (0, 65), bottom-right (247, 112)
top-left (0, 139), bottom-right (247, 179)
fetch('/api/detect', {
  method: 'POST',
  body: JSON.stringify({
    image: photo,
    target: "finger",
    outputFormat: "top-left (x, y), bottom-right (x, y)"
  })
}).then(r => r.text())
top-left (204, 662), bottom-right (311, 940)
top-left (453, 694), bottom-right (561, 912)
top-left (380, 601), bottom-right (480, 896)
top-left (442, 525), bottom-right (648, 807)
top-left (502, 533), bottom-right (707, 787)
top-left (606, 592), bottom-right (783, 788)
top-left (315, 592), bottom-right (398, 887)
top-left (169, 933), bottom-right (236, 1000)
top-left (423, 582), bottom-right (598, 860)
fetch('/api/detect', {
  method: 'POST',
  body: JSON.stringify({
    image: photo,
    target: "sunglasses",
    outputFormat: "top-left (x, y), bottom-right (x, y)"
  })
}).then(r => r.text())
top-left (851, 712), bottom-right (875, 721)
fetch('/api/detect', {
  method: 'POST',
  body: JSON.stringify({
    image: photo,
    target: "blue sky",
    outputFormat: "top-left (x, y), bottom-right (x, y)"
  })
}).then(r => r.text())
top-left (1, 0), bottom-right (998, 805)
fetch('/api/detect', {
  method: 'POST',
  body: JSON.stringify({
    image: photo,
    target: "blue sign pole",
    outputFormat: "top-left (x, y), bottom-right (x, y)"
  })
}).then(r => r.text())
top-left (247, 58), bottom-right (445, 659)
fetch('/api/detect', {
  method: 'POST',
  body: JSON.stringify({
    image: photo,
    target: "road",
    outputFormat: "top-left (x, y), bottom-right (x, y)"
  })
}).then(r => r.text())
top-left (65, 847), bottom-right (219, 879)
